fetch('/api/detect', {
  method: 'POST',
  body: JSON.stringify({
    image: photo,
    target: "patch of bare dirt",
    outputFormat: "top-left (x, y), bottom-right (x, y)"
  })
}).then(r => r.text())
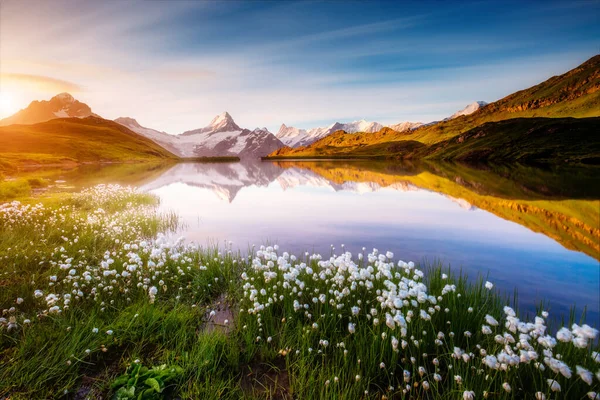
top-left (241, 357), bottom-right (292, 400)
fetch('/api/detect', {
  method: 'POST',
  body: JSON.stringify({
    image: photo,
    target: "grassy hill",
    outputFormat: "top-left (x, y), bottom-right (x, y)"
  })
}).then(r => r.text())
top-left (0, 117), bottom-right (178, 172)
top-left (268, 117), bottom-right (600, 164)
top-left (268, 54), bottom-right (600, 162)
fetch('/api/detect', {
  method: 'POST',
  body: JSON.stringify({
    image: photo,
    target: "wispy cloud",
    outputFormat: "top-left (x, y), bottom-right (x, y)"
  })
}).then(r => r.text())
top-left (1, 73), bottom-right (83, 93)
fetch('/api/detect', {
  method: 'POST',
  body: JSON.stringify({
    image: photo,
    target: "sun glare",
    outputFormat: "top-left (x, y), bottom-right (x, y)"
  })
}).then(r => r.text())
top-left (0, 91), bottom-right (16, 118)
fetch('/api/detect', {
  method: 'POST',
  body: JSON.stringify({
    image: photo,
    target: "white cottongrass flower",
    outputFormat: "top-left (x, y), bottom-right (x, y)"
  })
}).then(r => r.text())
top-left (463, 390), bottom-right (475, 400)
top-left (502, 382), bottom-right (511, 393)
top-left (484, 281), bottom-right (493, 290)
top-left (484, 315), bottom-right (499, 326)
top-left (547, 379), bottom-right (561, 392)
top-left (577, 365), bottom-right (593, 385)
top-left (556, 327), bottom-right (573, 342)
top-left (348, 322), bottom-right (355, 334)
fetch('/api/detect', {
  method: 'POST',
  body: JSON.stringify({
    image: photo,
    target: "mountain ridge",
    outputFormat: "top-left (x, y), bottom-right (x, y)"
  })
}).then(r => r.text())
top-left (267, 54), bottom-right (600, 162)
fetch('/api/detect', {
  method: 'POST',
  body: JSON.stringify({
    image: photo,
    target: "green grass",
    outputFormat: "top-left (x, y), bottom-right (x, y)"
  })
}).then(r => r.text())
top-left (0, 117), bottom-right (178, 172)
top-left (0, 186), bottom-right (598, 399)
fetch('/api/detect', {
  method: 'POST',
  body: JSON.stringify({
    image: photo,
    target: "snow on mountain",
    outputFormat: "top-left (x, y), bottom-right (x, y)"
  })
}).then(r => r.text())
top-left (277, 119), bottom-right (419, 148)
top-left (116, 113), bottom-right (284, 159)
top-left (114, 117), bottom-right (181, 155)
top-left (0, 92), bottom-right (94, 126)
top-left (180, 112), bottom-right (241, 136)
top-left (449, 101), bottom-right (488, 119)
top-left (388, 121), bottom-right (423, 132)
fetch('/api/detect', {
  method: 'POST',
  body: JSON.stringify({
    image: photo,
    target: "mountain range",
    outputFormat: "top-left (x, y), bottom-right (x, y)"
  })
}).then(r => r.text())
top-left (274, 101), bottom-right (488, 148)
top-left (0, 93), bottom-right (487, 160)
top-left (0, 54), bottom-right (598, 166)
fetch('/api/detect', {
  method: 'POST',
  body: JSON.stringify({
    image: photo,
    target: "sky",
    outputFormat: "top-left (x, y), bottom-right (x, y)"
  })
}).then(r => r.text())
top-left (0, 0), bottom-right (599, 134)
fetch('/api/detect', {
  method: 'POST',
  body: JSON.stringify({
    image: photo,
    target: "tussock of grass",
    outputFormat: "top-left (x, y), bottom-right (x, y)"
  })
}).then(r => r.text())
top-left (0, 185), bottom-right (598, 399)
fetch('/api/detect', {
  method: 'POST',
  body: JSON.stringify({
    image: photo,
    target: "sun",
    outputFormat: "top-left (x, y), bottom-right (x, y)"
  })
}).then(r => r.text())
top-left (0, 91), bottom-right (16, 118)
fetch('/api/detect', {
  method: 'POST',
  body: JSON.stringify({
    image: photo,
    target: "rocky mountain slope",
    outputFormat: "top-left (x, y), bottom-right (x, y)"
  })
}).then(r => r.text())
top-left (116, 112), bottom-right (284, 159)
top-left (0, 93), bottom-right (95, 126)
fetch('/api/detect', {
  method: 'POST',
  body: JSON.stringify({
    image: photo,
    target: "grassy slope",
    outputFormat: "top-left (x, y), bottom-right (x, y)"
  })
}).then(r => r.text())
top-left (0, 117), bottom-right (178, 171)
top-left (273, 160), bottom-right (600, 260)
top-left (422, 117), bottom-right (600, 164)
top-left (268, 54), bottom-right (600, 160)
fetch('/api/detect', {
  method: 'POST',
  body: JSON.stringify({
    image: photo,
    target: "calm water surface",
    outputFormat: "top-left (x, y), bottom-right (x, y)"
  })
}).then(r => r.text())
top-left (21, 161), bottom-right (600, 326)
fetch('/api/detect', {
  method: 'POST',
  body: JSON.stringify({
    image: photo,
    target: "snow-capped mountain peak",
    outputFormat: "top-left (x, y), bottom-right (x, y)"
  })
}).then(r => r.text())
top-left (449, 101), bottom-right (488, 119)
top-left (181, 111), bottom-right (241, 136)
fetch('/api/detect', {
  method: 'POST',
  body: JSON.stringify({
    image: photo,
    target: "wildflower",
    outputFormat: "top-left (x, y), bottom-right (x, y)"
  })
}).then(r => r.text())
top-left (348, 322), bottom-right (355, 334)
top-left (484, 315), bottom-right (499, 326)
top-left (577, 366), bottom-right (593, 385)
top-left (547, 379), bottom-right (561, 392)
top-left (463, 390), bottom-right (475, 400)
top-left (355, 375), bottom-right (360, 382)
top-left (433, 373), bottom-right (441, 382)
top-left (502, 382), bottom-right (511, 393)
top-left (535, 393), bottom-right (546, 400)
top-left (454, 375), bottom-right (463, 384)
top-left (422, 381), bottom-right (430, 390)
top-left (485, 281), bottom-right (493, 290)
top-left (587, 392), bottom-right (598, 399)
top-left (106, 330), bottom-right (113, 335)
top-left (92, 328), bottom-right (99, 333)
top-left (380, 362), bottom-right (385, 369)
top-left (556, 327), bottom-right (573, 342)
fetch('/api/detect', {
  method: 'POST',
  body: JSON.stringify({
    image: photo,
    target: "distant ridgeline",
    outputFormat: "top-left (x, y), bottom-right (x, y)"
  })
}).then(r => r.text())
top-left (0, 55), bottom-right (599, 169)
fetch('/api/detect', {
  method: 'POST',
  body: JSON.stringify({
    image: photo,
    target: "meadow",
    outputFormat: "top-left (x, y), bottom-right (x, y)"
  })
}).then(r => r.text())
top-left (0, 185), bottom-right (598, 399)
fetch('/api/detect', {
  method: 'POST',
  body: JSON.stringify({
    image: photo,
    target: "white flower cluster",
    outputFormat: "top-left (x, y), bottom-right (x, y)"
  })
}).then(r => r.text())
top-left (239, 245), bottom-right (600, 397)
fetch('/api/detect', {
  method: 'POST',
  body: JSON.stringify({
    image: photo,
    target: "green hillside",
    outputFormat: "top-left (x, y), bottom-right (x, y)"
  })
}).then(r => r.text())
top-left (0, 117), bottom-right (178, 172)
top-left (268, 54), bottom-right (600, 161)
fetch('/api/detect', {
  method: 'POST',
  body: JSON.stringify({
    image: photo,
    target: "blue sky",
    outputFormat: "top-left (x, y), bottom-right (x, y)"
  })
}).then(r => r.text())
top-left (0, 0), bottom-right (598, 133)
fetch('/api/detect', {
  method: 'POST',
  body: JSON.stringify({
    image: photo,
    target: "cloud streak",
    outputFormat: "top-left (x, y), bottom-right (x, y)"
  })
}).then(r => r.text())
top-left (1, 73), bottom-right (83, 93)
